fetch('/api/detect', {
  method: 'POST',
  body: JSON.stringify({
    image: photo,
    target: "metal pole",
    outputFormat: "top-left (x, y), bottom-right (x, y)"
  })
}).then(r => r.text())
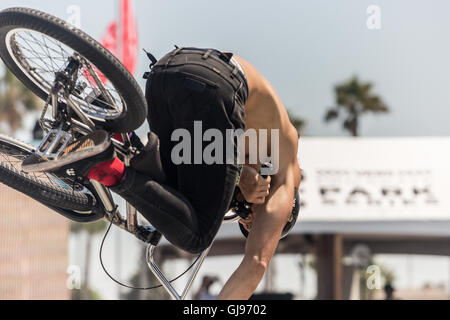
top-left (181, 247), bottom-right (212, 300)
top-left (146, 245), bottom-right (181, 300)
top-left (146, 244), bottom-right (212, 300)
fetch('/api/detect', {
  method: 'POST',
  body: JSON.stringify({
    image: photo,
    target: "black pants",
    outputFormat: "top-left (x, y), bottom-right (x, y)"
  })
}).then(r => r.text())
top-left (112, 48), bottom-right (248, 253)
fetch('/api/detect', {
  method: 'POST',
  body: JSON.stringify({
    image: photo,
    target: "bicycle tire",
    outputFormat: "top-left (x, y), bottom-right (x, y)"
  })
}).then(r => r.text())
top-left (0, 7), bottom-right (147, 133)
top-left (0, 134), bottom-right (97, 213)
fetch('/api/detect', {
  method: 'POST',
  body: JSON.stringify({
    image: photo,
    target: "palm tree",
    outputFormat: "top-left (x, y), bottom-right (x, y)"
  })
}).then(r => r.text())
top-left (287, 109), bottom-right (306, 137)
top-left (0, 66), bottom-right (40, 134)
top-left (324, 76), bottom-right (389, 137)
top-left (71, 220), bottom-right (108, 300)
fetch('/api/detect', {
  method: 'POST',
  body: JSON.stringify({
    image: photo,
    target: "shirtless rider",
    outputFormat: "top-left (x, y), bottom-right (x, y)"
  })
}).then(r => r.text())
top-left (23, 47), bottom-right (301, 300)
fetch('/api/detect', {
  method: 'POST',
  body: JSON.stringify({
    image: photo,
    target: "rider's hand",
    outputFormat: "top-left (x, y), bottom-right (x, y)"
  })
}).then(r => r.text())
top-left (238, 165), bottom-right (271, 204)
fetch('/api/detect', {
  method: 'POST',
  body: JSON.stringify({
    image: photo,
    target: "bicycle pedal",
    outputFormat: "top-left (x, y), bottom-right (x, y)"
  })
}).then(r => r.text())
top-left (35, 129), bottom-right (72, 160)
top-left (22, 129), bottom-right (72, 173)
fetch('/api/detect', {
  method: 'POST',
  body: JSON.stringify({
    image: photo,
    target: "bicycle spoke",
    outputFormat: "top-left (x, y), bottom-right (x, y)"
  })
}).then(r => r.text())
top-left (41, 34), bottom-right (57, 72)
top-left (8, 28), bottom-right (125, 120)
top-left (21, 31), bottom-right (71, 61)
top-left (65, 93), bottom-right (96, 130)
top-left (84, 62), bottom-right (121, 112)
top-left (17, 36), bottom-right (57, 74)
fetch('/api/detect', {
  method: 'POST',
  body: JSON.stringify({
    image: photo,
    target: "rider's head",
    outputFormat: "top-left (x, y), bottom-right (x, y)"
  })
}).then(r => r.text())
top-left (238, 191), bottom-right (300, 239)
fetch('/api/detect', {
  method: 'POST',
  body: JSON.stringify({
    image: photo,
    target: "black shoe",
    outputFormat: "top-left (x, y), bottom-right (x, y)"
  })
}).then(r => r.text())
top-left (22, 130), bottom-right (116, 178)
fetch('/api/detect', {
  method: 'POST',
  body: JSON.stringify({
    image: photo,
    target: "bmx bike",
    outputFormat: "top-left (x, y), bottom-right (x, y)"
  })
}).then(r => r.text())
top-left (0, 7), bottom-right (243, 300)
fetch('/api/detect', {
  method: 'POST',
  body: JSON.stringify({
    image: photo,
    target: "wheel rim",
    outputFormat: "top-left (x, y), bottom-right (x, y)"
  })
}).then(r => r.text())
top-left (5, 27), bottom-right (126, 121)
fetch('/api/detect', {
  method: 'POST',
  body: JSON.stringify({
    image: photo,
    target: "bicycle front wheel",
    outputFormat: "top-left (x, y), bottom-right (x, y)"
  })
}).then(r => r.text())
top-left (0, 7), bottom-right (147, 133)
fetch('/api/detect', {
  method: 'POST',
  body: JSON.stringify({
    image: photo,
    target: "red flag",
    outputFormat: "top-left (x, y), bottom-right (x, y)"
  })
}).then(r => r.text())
top-left (99, 0), bottom-right (138, 77)
top-left (85, 1), bottom-right (137, 85)
top-left (91, 22), bottom-right (117, 83)
top-left (119, 0), bottom-right (138, 76)
top-left (101, 22), bottom-right (117, 56)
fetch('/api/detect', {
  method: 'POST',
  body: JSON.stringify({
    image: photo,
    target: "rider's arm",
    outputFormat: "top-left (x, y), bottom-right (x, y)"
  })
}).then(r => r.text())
top-left (217, 163), bottom-right (297, 300)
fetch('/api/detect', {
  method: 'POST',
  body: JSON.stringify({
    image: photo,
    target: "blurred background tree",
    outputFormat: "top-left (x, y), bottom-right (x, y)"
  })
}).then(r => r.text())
top-left (120, 246), bottom-right (171, 300)
top-left (287, 109), bottom-right (306, 137)
top-left (324, 76), bottom-right (389, 137)
top-left (71, 220), bottom-right (108, 300)
top-left (0, 65), bottom-right (40, 134)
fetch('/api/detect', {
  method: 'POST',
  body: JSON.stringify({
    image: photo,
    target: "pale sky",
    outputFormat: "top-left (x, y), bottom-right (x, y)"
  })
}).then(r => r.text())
top-left (2, 0), bottom-right (450, 137)
top-left (2, 0), bottom-right (450, 299)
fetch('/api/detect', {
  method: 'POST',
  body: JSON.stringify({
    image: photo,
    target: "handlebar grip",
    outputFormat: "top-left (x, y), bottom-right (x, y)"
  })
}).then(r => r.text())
top-left (260, 162), bottom-right (272, 179)
top-left (230, 162), bottom-right (273, 220)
